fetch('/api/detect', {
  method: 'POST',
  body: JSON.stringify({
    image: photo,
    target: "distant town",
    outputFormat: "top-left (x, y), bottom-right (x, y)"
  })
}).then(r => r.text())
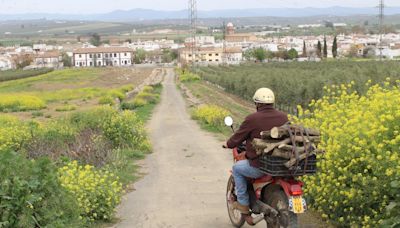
top-left (0, 21), bottom-right (399, 71)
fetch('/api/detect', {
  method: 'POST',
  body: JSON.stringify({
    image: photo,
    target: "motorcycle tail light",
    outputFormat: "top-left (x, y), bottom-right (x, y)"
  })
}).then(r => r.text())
top-left (290, 185), bottom-right (303, 196)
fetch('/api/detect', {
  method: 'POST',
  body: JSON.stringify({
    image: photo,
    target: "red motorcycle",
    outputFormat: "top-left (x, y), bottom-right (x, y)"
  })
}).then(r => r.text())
top-left (223, 117), bottom-right (315, 227)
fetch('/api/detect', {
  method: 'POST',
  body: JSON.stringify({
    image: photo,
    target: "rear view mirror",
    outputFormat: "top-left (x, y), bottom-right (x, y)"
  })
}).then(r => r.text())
top-left (224, 116), bottom-right (234, 127)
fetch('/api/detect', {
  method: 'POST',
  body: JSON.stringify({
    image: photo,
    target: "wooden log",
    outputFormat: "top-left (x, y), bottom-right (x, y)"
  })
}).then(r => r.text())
top-left (270, 148), bottom-right (292, 159)
top-left (270, 126), bottom-right (289, 139)
top-left (253, 138), bottom-right (292, 155)
top-left (269, 125), bottom-right (320, 139)
top-left (284, 152), bottom-right (315, 168)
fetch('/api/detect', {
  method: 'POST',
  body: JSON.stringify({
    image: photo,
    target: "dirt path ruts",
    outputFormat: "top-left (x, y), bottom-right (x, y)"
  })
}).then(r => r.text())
top-left (113, 69), bottom-right (265, 228)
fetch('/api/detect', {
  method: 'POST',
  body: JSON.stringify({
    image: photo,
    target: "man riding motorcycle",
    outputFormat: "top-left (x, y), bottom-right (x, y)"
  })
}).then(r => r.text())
top-left (225, 88), bottom-right (288, 225)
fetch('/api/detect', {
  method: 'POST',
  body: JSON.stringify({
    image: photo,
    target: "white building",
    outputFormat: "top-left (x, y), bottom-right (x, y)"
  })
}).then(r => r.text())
top-left (0, 56), bottom-right (13, 71)
top-left (73, 47), bottom-right (133, 67)
top-left (34, 51), bottom-right (63, 69)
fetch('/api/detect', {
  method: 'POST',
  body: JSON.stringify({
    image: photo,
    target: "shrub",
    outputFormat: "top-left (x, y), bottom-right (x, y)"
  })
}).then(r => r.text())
top-left (295, 80), bottom-right (400, 226)
top-left (179, 72), bottom-right (201, 82)
top-left (132, 97), bottom-right (147, 108)
top-left (142, 85), bottom-right (154, 93)
top-left (99, 96), bottom-right (115, 105)
top-left (55, 105), bottom-right (77, 112)
top-left (136, 92), bottom-right (160, 104)
top-left (0, 95), bottom-right (46, 112)
top-left (31, 111), bottom-right (44, 117)
top-left (58, 161), bottom-right (123, 223)
top-left (0, 115), bottom-right (32, 152)
top-left (108, 90), bottom-right (126, 101)
top-left (192, 105), bottom-right (230, 129)
top-left (120, 101), bottom-right (136, 110)
top-left (0, 151), bottom-right (82, 227)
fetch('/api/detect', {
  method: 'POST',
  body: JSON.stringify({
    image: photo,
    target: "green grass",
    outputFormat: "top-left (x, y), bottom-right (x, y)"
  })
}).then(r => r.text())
top-left (0, 69), bottom-right (53, 82)
top-left (0, 68), bottom-right (102, 93)
top-left (132, 84), bottom-right (162, 122)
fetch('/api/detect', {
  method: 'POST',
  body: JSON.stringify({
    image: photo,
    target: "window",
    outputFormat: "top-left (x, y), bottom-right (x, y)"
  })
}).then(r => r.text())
top-left (114, 61), bottom-right (117, 65)
top-left (89, 54), bottom-right (93, 58)
top-left (114, 53), bottom-right (117, 57)
top-left (209, 54), bottom-right (212, 56)
top-left (98, 54), bottom-right (101, 58)
top-left (79, 62), bottom-right (82, 66)
top-left (89, 62), bottom-right (93, 66)
top-left (124, 53), bottom-right (127, 56)
top-left (79, 54), bottom-right (82, 58)
top-left (188, 54), bottom-right (192, 57)
top-left (98, 61), bottom-right (101, 66)
top-left (215, 53), bottom-right (219, 56)
top-left (105, 54), bottom-right (108, 58)
top-left (215, 59), bottom-right (219, 61)
top-left (124, 60), bottom-right (128, 65)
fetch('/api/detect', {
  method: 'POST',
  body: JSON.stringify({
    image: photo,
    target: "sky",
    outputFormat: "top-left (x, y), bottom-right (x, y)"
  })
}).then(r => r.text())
top-left (0, 0), bottom-right (399, 14)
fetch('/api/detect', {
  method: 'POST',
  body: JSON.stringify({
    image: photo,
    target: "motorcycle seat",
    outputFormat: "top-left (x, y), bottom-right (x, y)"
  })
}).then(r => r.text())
top-left (253, 175), bottom-right (273, 184)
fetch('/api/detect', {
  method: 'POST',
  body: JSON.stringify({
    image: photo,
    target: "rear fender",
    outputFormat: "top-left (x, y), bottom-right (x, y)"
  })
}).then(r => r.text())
top-left (275, 179), bottom-right (304, 197)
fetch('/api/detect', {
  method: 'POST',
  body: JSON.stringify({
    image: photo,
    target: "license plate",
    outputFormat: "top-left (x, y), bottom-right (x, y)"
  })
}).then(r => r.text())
top-left (289, 196), bottom-right (306, 214)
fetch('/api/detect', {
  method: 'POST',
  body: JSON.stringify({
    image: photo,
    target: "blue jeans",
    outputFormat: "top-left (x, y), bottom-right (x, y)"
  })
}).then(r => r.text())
top-left (232, 160), bottom-right (264, 206)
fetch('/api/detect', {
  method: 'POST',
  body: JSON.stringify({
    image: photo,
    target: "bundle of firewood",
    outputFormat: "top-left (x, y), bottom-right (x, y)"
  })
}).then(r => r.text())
top-left (252, 124), bottom-right (324, 168)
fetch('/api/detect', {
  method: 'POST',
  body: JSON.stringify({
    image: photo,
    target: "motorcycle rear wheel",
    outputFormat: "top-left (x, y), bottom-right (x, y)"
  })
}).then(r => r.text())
top-left (264, 189), bottom-right (298, 228)
top-left (226, 175), bottom-right (245, 228)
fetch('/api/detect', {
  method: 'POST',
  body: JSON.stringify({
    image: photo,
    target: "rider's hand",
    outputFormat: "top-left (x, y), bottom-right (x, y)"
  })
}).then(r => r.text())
top-left (236, 152), bottom-right (247, 161)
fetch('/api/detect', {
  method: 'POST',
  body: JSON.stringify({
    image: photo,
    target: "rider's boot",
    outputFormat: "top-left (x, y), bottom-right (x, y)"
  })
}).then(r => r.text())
top-left (232, 202), bottom-right (255, 226)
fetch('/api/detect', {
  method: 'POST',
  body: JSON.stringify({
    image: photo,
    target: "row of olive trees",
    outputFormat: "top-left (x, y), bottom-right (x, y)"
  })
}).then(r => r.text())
top-left (244, 48), bottom-right (299, 62)
top-left (198, 61), bottom-right (400, 112)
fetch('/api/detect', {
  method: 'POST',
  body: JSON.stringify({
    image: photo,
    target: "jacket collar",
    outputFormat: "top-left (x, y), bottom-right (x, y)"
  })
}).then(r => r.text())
top-left (257, 104), bottom-right (274, 112)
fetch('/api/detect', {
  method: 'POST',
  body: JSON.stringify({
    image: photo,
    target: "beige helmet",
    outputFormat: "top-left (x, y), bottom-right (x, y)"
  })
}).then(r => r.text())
top-left (253, 88), bottom-right (275, 104)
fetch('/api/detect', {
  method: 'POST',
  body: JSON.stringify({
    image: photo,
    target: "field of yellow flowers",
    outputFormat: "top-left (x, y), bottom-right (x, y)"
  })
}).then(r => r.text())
top-left (295, 79), bottom-right (400, 226)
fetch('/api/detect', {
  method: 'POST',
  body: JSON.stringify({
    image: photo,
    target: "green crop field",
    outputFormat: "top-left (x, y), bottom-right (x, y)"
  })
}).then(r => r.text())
top-left (0, 67), bottom-right (153, 120)
top-left (197, 61), bottom-right (400, 113)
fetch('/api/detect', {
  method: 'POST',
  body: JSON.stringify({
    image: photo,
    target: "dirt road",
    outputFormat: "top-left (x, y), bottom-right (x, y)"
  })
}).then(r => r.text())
top-left (114, 69), bottom-right (323, 228)
top-left (114, 69), bottom-right (264, 228)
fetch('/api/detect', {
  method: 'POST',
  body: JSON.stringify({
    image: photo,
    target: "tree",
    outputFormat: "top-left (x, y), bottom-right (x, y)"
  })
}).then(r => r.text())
top-left (243, 49), bottom-right (254, 61)
top-left (275, 50), bottom-right (289, 60)
top-left (323, 36), bottom-right (328, 58)
top-left (253, 48), bottom-right (267, 62)
top-left (134, 49), bottom-right (146, 64)
top-left (62, 53), bottom-right (72, 67)
top-left (12, 54), bottom-right (33, 69)
top-left (89, 33), bottom-right (101, 47)
top-left (332, 36), bottom-right (338, 58)
top-left (347, 45), bottom-right (359, 58)
top-left (317, 40), bottom-right (322, 58)
top-left (162, 49), bottom-right (178, 63)
top-left (363, 46), bottom-right (376, 58)
top-left (287, 48), bottom-right (299, 60)
top-left (302, 41), bottom-right (307, 57)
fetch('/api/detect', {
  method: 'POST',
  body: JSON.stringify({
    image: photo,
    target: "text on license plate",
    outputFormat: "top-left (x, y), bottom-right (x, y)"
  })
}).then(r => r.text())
top-left (289, 196), bottom-right (306, 214)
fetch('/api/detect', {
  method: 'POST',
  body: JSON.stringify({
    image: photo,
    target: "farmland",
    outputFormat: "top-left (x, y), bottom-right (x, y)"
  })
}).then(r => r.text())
top-left (0, 67), bottom-right (164, 227)
top-left (0, 67), bottom-right (153, 120)
top-left (197, 61), bottom-right (400, 113)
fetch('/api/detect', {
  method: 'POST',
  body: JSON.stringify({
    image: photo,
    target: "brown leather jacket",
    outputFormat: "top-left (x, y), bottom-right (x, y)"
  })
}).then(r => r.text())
top-left (227, 105), bottom-right (288, 168)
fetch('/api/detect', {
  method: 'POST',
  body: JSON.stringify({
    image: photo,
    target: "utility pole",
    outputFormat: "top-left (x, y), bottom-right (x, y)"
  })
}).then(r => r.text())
top-left (189, 0), bottom-right (197, 67)
top-left (223, 21), bottom-right (227, 65)
top-left (379, 0), bottom-right (384, 61)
